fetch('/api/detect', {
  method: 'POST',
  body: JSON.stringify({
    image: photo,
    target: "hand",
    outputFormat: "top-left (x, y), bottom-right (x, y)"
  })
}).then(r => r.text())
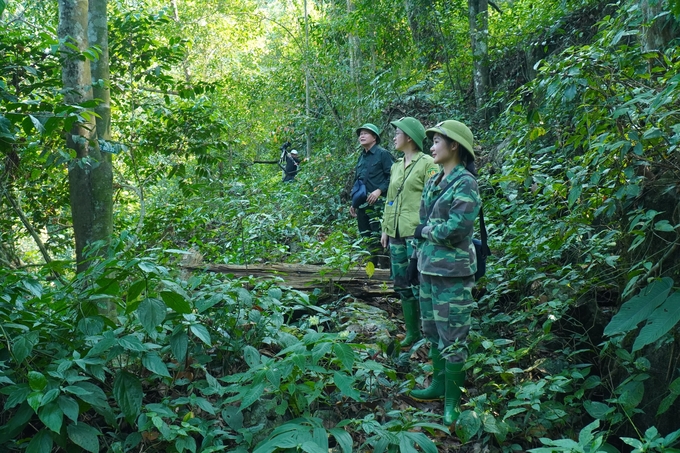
top-left (349, 206), bottom-right (357, 217)
top-left (380, 232), bottom-right (389, 248)
top-left (406, 258), bottom-right (419, 286)
top-left (414, 224), bottom-right (426, 239)
top-left (367, 189), bottom-right (381, 205)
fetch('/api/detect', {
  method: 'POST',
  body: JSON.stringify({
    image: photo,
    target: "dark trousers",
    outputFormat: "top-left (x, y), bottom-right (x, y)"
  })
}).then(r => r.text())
top-left (356, 201), bottom-right (389, 268)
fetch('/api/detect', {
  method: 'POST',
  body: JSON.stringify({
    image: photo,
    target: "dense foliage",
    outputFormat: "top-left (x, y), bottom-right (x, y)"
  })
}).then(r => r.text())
top-left (2, 0), bottom-right (680, 451)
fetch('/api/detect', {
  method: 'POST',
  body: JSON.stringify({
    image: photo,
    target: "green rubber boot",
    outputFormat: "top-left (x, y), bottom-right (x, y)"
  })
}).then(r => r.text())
top-left (410, 347), bottom-right (445, 401)
top-left (443, 362), bottom-right (465, 426)
top-left (401, 300), bottom-right (422, 348)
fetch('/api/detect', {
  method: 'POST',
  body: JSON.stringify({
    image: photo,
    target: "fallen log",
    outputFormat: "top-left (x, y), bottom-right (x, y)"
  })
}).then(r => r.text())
top-left (181, 262), bottom-right (394, 297)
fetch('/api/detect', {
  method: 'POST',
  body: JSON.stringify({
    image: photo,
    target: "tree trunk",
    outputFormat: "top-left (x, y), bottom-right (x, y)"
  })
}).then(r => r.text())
top-left (347, 0), bottom-right (360, 98)
top-left (181, 262), bottom-right (395, 298)
top-left (403, 0), bottom-right (441, 69)
top-left (58, 0), bottom-right (113, 273)
top-left (469, 0), bottom-right (489, 115)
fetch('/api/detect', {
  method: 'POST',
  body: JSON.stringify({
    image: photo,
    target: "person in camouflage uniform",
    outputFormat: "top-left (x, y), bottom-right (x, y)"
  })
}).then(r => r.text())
top-left (408, 120), bottom-right (480, 427)
top-left (380, 117), bottom-right (440, 348)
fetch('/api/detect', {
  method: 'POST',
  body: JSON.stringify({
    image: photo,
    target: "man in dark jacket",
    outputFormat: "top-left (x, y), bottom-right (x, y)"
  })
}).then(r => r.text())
top-left (350, 123), bottom-right (393, 267)
top-left (282, 149), bottom-right (301, 182)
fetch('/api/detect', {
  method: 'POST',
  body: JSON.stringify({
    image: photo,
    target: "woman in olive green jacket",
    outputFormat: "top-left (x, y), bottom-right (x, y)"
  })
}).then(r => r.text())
top-left (380, 117), bottom-right (439, 348)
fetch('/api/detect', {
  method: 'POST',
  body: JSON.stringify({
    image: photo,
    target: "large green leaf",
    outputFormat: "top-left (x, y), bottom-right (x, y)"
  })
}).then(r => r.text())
top-left (333, 371), bottom-right (361, 401)
top-left (137, 298), bottom-right (167, 334)
top-left (160, 290), bottom-right (192, 314)
top-left (240, 382), bottom-right (265, 410)
top-left (58, 395), bottom-right (80, 423)
top-left (333, 343), bottom-right (355, 371)
top-left (604, 278), bottom-right (673, 336)
top-left (26, 430), bottom-right (52, 453)
top-left (67, 422), bottom-right (100, 453)
top-left (455, 410), bottom-right (481, 443)
top-left (113, 371), bottom-right (143, 423)
top-left (189, 324), bottom-right (211, 346)
top-left (171, 328), bottom-right (188, 362)
top-left (328, 428), bottom-right (353, 453)
top-left (28, 371), bottom-right (47, 391)
top-left (142, 352), bottom-right (171, 377)
top-left (38, 402), bottom-right (63, 433)
top-left (633, 291), bottom-right (680, 352)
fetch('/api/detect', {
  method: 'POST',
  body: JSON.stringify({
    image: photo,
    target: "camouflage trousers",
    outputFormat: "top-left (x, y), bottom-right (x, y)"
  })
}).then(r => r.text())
top-left (388, 237), bottom-right (418, 304)
top-left (419, 274), bottom-right (476, 364)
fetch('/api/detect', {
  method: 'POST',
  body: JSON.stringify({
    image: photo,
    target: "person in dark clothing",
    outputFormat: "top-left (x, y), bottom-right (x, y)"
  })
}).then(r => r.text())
top-left (282, 149), bottom-right (301, 182)
top-left (349, 123), bottom-right (394, 267)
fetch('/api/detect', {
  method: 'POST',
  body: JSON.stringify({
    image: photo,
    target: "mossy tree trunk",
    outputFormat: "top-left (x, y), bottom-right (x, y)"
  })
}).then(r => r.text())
top-left (58, 0), bottom-right (113, 274)
top-left (469, 0), bottom-right (489, 115)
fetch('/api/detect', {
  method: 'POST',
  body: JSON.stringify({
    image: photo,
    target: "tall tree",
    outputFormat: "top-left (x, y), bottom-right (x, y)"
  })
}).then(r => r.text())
top-left (469, 0), bottom-right (489, 114)
top-left (58, 0), bottom-right (113, 273)
top-left (403, 0), bottom-right (441, 68)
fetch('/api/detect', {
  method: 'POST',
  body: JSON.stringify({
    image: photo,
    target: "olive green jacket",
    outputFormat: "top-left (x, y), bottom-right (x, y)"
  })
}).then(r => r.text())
top-left (382, 153), bottom-right (439, 238)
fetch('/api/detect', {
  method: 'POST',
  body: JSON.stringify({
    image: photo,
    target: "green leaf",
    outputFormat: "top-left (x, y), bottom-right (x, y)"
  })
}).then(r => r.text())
top-left (127, 280), bottom-right (146, 302)
top-left (175, 435), bottom-right (197, 453)
top-left (26, 430), bottom-right (53, 453)
top-left (13, 332), bottom-right (39, 364)
top-left (189, 324), bottom-right (211, 346)
top-left (22, 278), bottom-right (43, 298)
top-left (300, 440), bottom-right (326, 453)
top-left (114, 371), bottom-right (143, 423)
top-left (170, 328), bottom-right (188, 362)
top-left (584, 401), bottom-right (614, 420)
top-left (240, 382), bottom-right (265, 410)
top-left (333, 343), bottom-right (355, 370)
top-left (604, 278), bottom-right (673, 336)
top-left (243, 345), bottom-right (260, 367)
top-left (221, 407), bottom-right (244, 431)
top-left (406, 432), bottom-right (438, 453)
top-left (618, 380), bottom-right (645, 410)
top-left (58, 395), bottom-right (80, 423)
top-left (633, 291), bottom-right (680, 352)
top-left (67, 422), bottom-right (100, 453)
top-left (329, 428), bottom-right (353, 453)
top-left (28, 371), bottom-right (47, 391)
top-left (142, 352), bottom-right (171, 377)
top-left (160, 291), bottom-right (192, 314)
top-left (119, 334), bottom-right (148, 352)
top-left (333, 371), bottom-right (361, 401)
top-left (455, 410), bottom-right (481, 443)
top-left (38, 402), bottom-right (63, 433)
top-left (657, 392), bottom-right (678, 416)
top-left (3, 384), bottom-right (30, 410)
top-left (137, 298), bottom-right (167, 334)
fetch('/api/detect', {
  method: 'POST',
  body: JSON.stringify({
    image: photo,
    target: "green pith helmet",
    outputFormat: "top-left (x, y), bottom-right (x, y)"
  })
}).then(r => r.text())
top-left (355, 123), bottom-right (382, 144)
top-left (390, 116), bottom-right (426, 150)
top-left (426, 120), bottom-right (475, 159)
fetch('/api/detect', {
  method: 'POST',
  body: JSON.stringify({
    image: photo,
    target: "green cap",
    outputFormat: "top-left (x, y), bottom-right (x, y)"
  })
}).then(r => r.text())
top-left (390, 116), bottom-right (426, 150)
top-left (425, 120), bottom-right (474, 159)
top-left (355, 123), bottom-right (381, 144)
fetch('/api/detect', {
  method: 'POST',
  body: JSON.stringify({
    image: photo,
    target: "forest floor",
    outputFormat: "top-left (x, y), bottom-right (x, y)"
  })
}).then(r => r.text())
top-left (357, 295), bottom-right (480, 453)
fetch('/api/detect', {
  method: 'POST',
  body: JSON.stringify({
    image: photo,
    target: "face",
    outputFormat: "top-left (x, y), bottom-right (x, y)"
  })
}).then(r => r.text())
top-left (393, 128), bottom-right (410, 151)
top-left (358, 129), bottom-right (377, 148)
top-left (430, 133), bottom-right (457, 165)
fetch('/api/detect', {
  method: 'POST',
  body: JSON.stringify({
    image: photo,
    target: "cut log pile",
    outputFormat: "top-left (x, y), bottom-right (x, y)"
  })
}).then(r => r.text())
top-left (181, 262), bottom-right (394, 298)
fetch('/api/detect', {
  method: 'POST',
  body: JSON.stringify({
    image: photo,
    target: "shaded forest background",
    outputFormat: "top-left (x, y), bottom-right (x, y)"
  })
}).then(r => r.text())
top-left (2, 0), bottom-right (680, 451)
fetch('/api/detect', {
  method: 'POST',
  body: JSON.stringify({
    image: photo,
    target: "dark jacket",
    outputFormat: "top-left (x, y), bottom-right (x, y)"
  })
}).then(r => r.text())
top-left (354, 145), bottom-right (393, 195)
top-left (283, 155), bottom-right (300, 181)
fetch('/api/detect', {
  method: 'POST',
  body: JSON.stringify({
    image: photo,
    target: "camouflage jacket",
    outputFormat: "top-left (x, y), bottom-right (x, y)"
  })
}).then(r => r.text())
top-left (415, 164), bottom-right (481, 277)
